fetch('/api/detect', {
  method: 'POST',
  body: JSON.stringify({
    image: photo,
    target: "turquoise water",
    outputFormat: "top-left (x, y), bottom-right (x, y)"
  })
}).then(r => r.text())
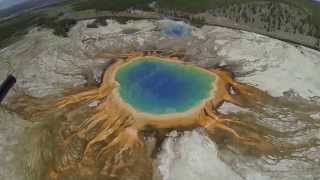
top-left (115, 58), bottom-right (215, 114)
top-left (161, 23), bottom-right (191, 38)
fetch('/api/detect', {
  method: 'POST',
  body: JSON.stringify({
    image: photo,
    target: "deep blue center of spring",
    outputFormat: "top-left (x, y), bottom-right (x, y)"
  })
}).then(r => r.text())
top-left (115, 58), bottom-right (215, 114)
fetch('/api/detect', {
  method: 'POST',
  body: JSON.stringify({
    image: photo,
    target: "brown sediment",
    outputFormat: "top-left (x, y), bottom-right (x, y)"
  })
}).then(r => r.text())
top-left (47, 51), bottom-right (278, 179)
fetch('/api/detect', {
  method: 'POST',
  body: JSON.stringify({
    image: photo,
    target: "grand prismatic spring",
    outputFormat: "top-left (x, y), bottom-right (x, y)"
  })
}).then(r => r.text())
top-left (9, 52), bottom-right (298, 180)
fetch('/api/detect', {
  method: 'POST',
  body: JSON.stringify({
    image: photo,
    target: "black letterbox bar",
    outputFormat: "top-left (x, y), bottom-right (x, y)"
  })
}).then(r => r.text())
top-left (0, 75), bottom-right (16, 103)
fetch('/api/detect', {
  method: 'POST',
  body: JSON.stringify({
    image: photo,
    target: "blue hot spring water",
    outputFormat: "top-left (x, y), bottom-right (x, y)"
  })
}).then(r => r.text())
top-left (115, 58), bottom-right (215, 114)
top-left (161, 23), bottom-right (191, 38)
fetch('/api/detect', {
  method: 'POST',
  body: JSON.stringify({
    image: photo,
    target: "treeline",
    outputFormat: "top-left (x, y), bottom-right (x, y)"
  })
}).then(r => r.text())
top-left (37, 16), bottom-right (77, 37)
top-left (210, 1), bottom-right (320, 38)
top-left (73, 0), bottom-right (153, 11)
top-left (72, 0), bottom-right (256, 13)
top-left (157, 0), bottom-right (256, 13)
top-left (0, 13), bottom-right (77, 48)
top-left (0, 15), bottom-right (36, 48)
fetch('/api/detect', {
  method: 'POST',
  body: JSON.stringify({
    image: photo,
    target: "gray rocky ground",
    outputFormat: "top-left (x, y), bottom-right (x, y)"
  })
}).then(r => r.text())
top-left (0, 107), bottom-right (31, 180)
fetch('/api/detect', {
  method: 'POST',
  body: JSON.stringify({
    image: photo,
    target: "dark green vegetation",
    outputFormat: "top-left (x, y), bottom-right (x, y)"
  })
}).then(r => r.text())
top-left (0, 15), bottom-right (36, 48)
top-left (158, 0), bottom-right (320, 37)
top-left (86, 17), bottom-right (108, 28)
top-left (73, 0), bottom-right (153, 11)
top-left (0, 12), bottom-right (76, 48)
top-left (1, 0), bottom-right (320, 49)
top-left (72, 0), bottom-right (320, 38)
top-left (37, 16), bottom-right (76, 37)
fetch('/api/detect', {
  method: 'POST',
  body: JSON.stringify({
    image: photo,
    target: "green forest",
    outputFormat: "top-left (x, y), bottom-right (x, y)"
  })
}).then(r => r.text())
top-left (1, 0), bottom-right (320, 49)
